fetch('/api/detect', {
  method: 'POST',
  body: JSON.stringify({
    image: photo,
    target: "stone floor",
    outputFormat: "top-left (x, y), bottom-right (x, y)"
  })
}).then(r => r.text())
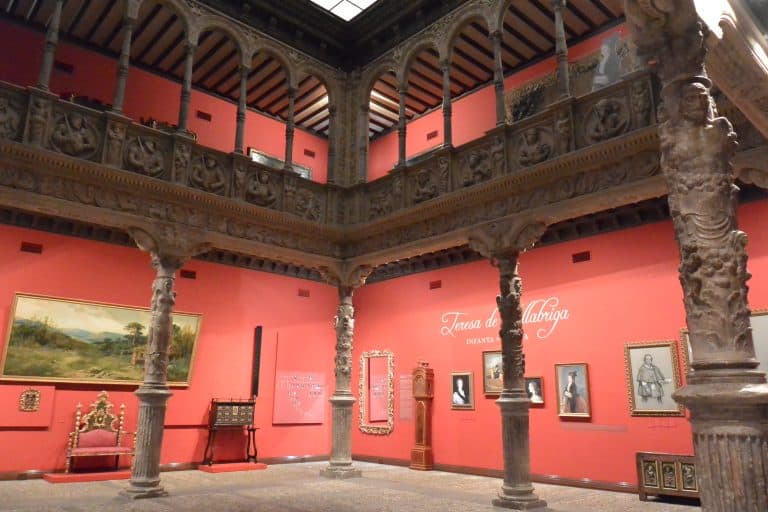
top-left (0, 462), bottom-right (700, 512)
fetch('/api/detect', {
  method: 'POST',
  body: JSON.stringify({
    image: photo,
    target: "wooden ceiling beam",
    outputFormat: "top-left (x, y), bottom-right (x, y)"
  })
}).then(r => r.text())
top-left (84, 0), bottom-right (115, 42)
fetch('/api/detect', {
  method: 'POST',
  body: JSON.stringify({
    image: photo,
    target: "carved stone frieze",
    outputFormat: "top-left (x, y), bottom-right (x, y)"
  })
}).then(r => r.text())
top-left (554, 108), bottom-right (574, 155)
top-left (172, 142), bottom-right (191, 184)
top-left (295, 188), bottom-right (322, 221)
top-left (412, 167), bottom-right (438, 203)
top-left (104, 122), bottom-right (126, 168)
top-left (189, 152), bottom-right (226, 195)
top-left (517, 126), bottom-right (552, 167)
top-left (124, 136), bottom-right (166, 178)
top-left (25, 95), bottom-right (50, 146)
top-left (245, 170), bottom-right (279, 208)
top-left (0, 96), bottom-right (22, 141)
top-left (457, 135), bottom-right (505, 188)
top-left (49, 111), bottom-right (99, 159)
top-left (585, 98), bottom-right (630, 144)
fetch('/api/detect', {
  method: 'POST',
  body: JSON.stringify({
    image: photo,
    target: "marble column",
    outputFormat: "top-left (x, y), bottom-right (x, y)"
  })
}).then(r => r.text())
top-left (490, 30), bottom-right (506, 126)
top-left (234, 65), bottom-right (249, 154)
top-left (36, 0), bottom-right (63, 91)
top-left (469, 220), bottom-right (547, 510)
top-left (397, 85), bottom-right (408, 167)
top-left (123, 227), bottom-right (208, 499)
top-left (552, 0), bottom-right (570, 98)
top-left (441, 60), bottom-right (452, 148)
top-left (177, 42), bottom-right (196, 133)
top-left (625, 1), bottom-right (768, 510)
top-left (320, 265), bottom-right (372, 479)
top-left (284, 86), bottom-right (296, 171)
top-left (111, 15), bottom-right (135, 114)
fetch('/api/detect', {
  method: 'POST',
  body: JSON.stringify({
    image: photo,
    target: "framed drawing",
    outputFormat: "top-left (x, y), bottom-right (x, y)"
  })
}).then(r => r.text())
top-left (482, 350), bottom-right (503, 395)
top-left (680, 309), bottom-right (768, 374)
top-left (624, 341), bottom-right (683, 416)
top-left (451, 371), bottom-right (474, 410)
top-left (1, 293), bottom-right (201, 385)
top-left (555, 363), bottom-right (590, 418)
top-left (525, 376), bottom-right (544, 405)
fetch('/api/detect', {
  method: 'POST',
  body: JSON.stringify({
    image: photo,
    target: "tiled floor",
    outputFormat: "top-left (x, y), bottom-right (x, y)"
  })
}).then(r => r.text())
top-left (0, 462), bottom-right (700, 512)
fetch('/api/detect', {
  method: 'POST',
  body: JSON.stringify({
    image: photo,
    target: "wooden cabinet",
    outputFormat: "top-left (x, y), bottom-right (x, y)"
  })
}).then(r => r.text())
top-left (636, 452), bottom-right (700, 501)
top-left (203, 399), bottom-right (257, 465)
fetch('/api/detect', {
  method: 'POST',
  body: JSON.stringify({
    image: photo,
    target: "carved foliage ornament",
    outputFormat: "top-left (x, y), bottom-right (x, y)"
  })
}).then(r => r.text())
top-left (358, 349), bottom-right (394, 435)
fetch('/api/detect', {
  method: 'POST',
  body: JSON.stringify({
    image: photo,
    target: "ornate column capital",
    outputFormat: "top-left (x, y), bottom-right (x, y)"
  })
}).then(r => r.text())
top-left (439, 60), bottom-right (451, 74)
top-left (468, 219), bottom-right (546, 260)
top-left (551, 0), bottom-right (566, 9)
top-left (128, 225), bottom-right (210, 271)
top-left (318, 262), bottom-right (373, 294)
top-left (489, 30), bottom-right (502, 45)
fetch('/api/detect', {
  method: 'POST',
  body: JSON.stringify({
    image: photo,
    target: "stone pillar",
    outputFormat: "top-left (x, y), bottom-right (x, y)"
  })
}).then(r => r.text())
top-left (327, 105), bottom-right (337, 183)
top-left (490, 30), bottom-right (506, 126)
top-left (469, 220), bottom-right (547, 510)
top-left (36, 0), bottom-right (63, 91)
top-left (441, 60), bottom-right (452, 148)
top-left (177, 42), bottom-right (196, 133)
top-left (552, 0), bottom-right (570, 98)
top-left (234, 65), bottom-right (249, 154)
top-left (320, 264), bottom-right (372, 479)
top-left (111, 15), bottom-right (135, 114)
top-left (123, 227), bottom-right (208, 499)
top-left (359, 104), bottom-right (370, 183)
top-left (625, 2), bottom-right (768, 510)
top-left (397, 85), bottom-right (408, 167)
top-left (284, 86), bottom-right (296, 171)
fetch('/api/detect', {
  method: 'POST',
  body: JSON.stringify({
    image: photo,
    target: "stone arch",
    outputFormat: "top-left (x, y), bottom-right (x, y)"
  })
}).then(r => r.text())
top-left (397, 39), bottom-right (440, 87)
top-left (250, 40), bottom-right (296, 91)
top-left (440, 7), bottom-right (495, 61)
top-left (361, 59), bottom-right (399, 108)
top-left (495, 0), bottom-right (515, 34)
top-left (193, 14), bottom-right (249, 64)
top-left (138, 0), bottom-right (193, 40)
top-left (294, 64), bottom-right (337, 111)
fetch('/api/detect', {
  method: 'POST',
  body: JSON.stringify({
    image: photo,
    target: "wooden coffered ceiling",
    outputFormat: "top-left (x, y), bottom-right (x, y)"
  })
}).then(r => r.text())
top-left (0, 0), bottom-right (623, 140)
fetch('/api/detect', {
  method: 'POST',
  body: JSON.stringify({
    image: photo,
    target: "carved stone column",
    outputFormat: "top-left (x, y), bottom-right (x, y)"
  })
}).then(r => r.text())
top-left (111, 15), bottom-right (136, 114)
top-left (36, 0), bottom-right (63, 91)
top-left (441, 60), bottom-right (452, 148)
top-left (490, 30), bottom-right (506, 126)
top-left (469, 220), bottom-right (547, 510)
top-left (552, 0), bottom-right (570, 98)
top-left (234, 65), bottom-right (249, 154)
top-left (626, 2), bottom-right (768, 510)
top-left (177, 42), bottom-right (196, 133)
top-left (397, 85), bottom-right (408, 167)
top-left (319, 264), bottom-right (372, 479)
top-left (123, 227), bottom-right (209, 499)
top-left (327, 105), bottom-right (337, 182)
top-left (284, 86), bottom-right (296, 170)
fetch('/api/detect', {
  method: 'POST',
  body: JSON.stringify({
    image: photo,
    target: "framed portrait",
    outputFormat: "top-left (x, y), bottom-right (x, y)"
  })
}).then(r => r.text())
top-left (624, 340), bottom-right (684, 416)
top-left (680, 309), bottom-right (768, 374)
top-left (680, 463), bottom-right (698, 492)
top-left (555, 363), bottom-right (590, 418)
top-left (525, 377), bottom-right (544, 405)
top-left (1, 293), bottom-right (202, 385)
top-left (451, 371), bottom-right (474, 410)
top-left (482, 350), bottom-right (503, 395)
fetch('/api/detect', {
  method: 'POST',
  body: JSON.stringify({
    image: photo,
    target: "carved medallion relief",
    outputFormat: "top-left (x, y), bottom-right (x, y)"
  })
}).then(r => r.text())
top-left (124, 136), bottom-right (167, 178)
top-left (189, 152), bottom-right (226, 195)
top-left (245, 170), bottom-right (279, 209)
top-left (585, 98), bottom-right (630, 144)
top-left (517, 126), bottom-right (553, 167)
top-left (49, 111), bottom-right (100, 160)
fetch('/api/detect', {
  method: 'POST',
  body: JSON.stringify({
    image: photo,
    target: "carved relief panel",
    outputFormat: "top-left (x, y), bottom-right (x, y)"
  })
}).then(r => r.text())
top-left (284, 174), bottom-right (325, 222)
top-left (514, 125), bottom-right (554, 169)
top-left (454, 135), bottom-right (506, 189)
top-left (0, 89), bottom-right (25, 142)
top-left (123, 132), bottom-right (170, 179)
top-left (48, 108), bottom-right (101, 161)
top-left (188, 150), bottom-right (228, 196)
top-left (238, 167), bottom-right (282, 210)
top-left (407, 156), bottom-right (449, 206)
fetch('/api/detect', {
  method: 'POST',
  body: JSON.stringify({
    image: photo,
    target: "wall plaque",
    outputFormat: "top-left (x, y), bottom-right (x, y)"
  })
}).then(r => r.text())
top-left (272, 372), bottom-right (326, 424)
top-left (18, 388), bottom-right (40, 412)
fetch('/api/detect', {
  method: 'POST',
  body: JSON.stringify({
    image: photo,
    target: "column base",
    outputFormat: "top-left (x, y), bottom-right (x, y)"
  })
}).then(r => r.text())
top-left (319, 465), bottom-right (362, 479)
top-left (121, 481), bottom-right (169, 500)
top-left (493, 485), bottom-right (547, 510)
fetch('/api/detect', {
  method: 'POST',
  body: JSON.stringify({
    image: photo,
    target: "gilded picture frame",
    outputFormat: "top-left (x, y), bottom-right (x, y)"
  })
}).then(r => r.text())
top-left (482, 350), bottom-right (503, 395)
top-left (451, 371), bottom-right (474, 410)
top-left (624, 340), bottom-right (684, 417)
top-left (358, 349), bottom-right (394, 435)
top-left (1, 293), bottom-right (202, 386)
top-left (555, 363), bottom-right (590, 418)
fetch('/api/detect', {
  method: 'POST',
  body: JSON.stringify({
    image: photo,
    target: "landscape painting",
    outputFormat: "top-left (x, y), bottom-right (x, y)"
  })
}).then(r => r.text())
top-left (1, 294), bottom-right (201, 385)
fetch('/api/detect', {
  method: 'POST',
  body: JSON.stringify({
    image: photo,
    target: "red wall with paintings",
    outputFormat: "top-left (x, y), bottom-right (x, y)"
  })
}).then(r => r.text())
top-left (0, 225), bottom-right (338, 473)
top-left (0, 20), bottom-right (328, 183)
top-left (351, 200), bottom-right (768, 486)
top-left (366, 24), bottom-right (627, 181)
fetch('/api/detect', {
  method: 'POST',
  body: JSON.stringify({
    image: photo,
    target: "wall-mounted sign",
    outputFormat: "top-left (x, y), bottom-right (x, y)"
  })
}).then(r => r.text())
top-left (440, 297), bottom-right (570, 345)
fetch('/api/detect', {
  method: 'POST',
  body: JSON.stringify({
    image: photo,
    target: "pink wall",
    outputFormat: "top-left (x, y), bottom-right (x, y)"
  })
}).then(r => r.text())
top-left (366, 24), bottom-right (627, 181)
top-left (351, 200), bottom-right (768, 486)
top-left (0, 20), bottom-right (328, 183)
top-left (0, 226), bottom-right (338, 472)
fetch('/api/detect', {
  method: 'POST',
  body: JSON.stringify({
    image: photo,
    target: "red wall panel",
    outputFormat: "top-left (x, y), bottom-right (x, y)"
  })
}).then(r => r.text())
top-left (351, 200), bottom-right (768, 485)
top-left (0, 226), bottom-right (337, 472)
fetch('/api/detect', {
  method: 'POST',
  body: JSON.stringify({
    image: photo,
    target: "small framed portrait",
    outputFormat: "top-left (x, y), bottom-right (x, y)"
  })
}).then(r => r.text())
top-left (681, 463), bottom-right (698, 491)
top-left (642, 460), bottom-right (659, 488)
top-left (524, 377), bottom-right (544, 406)
top-left (624, 341), bottom-right (684, 416)
top-left (555, 363), bottom-right (590, 418)
top-left (661, 462), bottom-right (677, 490)
top-left (482, 351), bottom-right (503, 395)
top-left (451, 372), bottom-right (474, 410)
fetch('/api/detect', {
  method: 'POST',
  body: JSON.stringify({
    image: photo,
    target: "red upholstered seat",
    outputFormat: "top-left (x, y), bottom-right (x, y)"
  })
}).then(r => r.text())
top-left (71, 446), bottom-right (133, 455)
top-left (77, 429), bottom-right (117, 448)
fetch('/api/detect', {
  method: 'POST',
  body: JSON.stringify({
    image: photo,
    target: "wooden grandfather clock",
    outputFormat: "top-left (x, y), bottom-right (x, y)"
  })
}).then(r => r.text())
top-left (410, 361), bottom-right (434, 470)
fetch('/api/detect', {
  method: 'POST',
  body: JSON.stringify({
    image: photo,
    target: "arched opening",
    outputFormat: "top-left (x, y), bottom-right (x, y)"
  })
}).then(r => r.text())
top-left (399, 44), bottom-right (444, 162)
top-left (366, 69), bottom-right (407, 181)
top-left (289, 73), bottom-right (330, 182)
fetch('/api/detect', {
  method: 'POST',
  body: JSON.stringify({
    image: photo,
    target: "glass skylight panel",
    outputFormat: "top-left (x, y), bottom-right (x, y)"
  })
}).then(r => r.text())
top-left (308, 0), bottom-right (382, 21)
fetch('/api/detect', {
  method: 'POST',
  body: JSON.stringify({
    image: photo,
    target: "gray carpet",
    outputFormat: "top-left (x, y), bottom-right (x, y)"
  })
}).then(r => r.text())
top-left (0, 462), bottom-right (700, 512)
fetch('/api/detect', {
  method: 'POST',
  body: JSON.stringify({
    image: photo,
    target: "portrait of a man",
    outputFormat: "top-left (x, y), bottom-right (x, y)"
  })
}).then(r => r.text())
top-left (624, 341), bottom-right (683, 416)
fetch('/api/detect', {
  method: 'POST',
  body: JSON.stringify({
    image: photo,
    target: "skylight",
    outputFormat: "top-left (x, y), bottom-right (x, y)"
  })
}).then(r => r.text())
top-left (308, 0), bottom-right (381, 21)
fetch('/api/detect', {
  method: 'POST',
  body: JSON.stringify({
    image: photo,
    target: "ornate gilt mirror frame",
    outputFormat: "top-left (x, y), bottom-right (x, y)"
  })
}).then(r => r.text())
top-left (358, 349), bottom-right (394, 435)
